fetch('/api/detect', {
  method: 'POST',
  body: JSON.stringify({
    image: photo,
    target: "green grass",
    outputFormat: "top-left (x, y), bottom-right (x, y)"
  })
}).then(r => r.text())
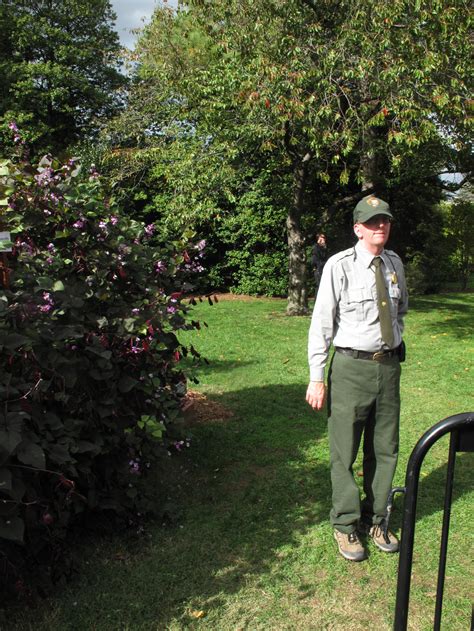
top-left (6, 293), bottom-right (473, 631)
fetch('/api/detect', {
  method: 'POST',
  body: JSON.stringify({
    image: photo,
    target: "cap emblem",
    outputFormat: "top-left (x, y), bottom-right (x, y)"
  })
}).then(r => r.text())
top-left (367, 196), bottom-right (380, 207)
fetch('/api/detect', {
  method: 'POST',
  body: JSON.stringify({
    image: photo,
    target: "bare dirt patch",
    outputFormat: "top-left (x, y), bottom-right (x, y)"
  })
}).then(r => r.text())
top-left (187, 292), bottom-right (284, 303)
top-left (181, 390), bottom-right (234, 425)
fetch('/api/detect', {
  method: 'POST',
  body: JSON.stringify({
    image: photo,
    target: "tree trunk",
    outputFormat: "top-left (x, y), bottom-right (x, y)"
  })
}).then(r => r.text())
top-left (361, 127), bottom-right (378, 191)
top-left (286, 156), bottom-right (310, 316)
top-left (360, 77), bottom-right (384, 192)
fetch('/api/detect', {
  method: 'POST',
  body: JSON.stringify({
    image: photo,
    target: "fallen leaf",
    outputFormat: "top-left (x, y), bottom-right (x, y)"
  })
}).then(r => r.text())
top-left (190, 610), bottom-right (206, 619)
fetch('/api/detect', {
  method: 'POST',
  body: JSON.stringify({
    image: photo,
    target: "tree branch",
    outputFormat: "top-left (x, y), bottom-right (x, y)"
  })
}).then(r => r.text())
top-left (299, 0), bottom-right (318, 12)
top-left (332, 189), bottom-right (375, 209)
top-left (283, 121), bottom-right (313, 166)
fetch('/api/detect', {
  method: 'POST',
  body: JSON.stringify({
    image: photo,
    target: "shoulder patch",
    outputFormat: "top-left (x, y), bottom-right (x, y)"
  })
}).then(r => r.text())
top-left (328, 247), bottom-right (355, 265)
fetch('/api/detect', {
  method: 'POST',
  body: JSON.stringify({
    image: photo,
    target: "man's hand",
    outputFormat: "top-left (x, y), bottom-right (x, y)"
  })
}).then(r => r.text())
top-left (306, 381), bottom-right (326, 411)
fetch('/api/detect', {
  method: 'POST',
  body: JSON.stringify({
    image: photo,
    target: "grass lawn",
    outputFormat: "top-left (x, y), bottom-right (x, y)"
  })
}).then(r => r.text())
top-left (6, 292), bottom-right (473, 631)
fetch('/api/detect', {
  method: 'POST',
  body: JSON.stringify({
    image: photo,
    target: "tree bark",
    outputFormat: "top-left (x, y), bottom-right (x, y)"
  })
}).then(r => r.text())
top-left (286, 154), bottom-right (310, 316)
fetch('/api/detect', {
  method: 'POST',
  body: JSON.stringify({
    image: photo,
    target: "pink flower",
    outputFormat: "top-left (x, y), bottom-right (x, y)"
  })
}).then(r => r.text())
top-left (73, 218), bottom-right (85, 229)
top-left (34, 168), bottom-right (54, 187)
top-left (129, 459), bottom-right (141, 474)
top-left (40, 292), bottom-right (54, 312)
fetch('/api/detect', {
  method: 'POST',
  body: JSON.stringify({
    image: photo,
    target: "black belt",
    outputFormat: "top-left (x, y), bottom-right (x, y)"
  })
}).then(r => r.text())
top-left (335, 346), bottom-right (400, 361)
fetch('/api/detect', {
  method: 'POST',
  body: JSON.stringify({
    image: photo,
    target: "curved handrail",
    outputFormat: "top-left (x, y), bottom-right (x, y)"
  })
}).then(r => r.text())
top-left (394, 412), bottom-right (474, 631)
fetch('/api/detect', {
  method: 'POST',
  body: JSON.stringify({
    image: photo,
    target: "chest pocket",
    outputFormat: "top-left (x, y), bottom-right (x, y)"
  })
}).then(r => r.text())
top-left (389, 285), bottom-right (401, 314)
top-left (342, 287), bottom-right (375, 321)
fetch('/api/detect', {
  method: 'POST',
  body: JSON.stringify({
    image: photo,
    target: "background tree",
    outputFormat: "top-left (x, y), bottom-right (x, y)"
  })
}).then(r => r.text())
top-left (442, 191), bottom-right (474, 290)
top-left (0, 0), bottom-right (126, 157)
top-left (104, 0), bottom-right (472, 311)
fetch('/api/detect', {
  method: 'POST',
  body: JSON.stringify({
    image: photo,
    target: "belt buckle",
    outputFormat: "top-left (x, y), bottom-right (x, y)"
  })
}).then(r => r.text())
top-left (372, 350), bottom-right (385, 361)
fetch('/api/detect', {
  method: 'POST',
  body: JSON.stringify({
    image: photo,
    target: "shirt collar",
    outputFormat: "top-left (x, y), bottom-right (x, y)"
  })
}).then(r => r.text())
top-left (355, 240), bottom-right (388, 268)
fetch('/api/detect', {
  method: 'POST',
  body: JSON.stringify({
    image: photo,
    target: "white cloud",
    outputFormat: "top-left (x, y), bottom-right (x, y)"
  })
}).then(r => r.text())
top-left (111, 0), bottom-right (177, 49)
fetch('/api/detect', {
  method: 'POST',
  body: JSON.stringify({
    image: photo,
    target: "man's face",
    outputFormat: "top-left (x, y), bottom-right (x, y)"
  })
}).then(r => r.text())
top-left (317, 235), bottom-right (326, 246)
top-left (354, 215), bottom-right (391, 252)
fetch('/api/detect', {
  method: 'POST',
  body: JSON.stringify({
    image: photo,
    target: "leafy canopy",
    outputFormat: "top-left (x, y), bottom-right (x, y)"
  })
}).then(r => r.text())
top-left (0, 0), bottom-right (126, 156)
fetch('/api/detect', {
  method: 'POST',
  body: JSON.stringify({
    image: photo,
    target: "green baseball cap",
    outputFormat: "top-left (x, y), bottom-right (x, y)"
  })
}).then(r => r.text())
top-left (353, 195), bottom-right (393, 223)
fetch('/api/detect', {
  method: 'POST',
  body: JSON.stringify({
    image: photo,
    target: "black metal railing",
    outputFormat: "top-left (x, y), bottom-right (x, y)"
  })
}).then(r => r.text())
top-left (392, 412), bottom-right (474, 631)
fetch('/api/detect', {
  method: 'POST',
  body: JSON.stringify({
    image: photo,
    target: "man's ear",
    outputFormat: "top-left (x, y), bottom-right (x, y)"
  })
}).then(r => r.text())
top-left (353, 223), bottom-right (362, 239)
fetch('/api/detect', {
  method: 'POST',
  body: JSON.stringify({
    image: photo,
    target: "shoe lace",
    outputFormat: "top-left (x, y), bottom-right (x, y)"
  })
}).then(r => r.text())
top-left (372, 523), bottom-right (391, 544)
top-left (348, 532), bottom-right (359, 544)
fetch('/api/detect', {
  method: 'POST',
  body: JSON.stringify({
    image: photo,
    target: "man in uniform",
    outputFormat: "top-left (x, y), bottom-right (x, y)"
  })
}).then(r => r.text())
top-left (306, 195), bottom-right (408, 562)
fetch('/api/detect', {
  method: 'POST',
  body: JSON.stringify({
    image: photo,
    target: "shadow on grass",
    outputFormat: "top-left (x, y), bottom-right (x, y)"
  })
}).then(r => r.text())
top-left (190, 357), bottom-right (258, 377)
top-left (157, 386), bottom-right (473, 628)
top-left (410, 293), bottom-right (473, 312)
top-left (139, 385), bottom-right (332, 624)
top-left (9, 384), bottom-right (472, 629)
top-left (15, 384), bottom-right (330, 629)
top-left (409, 294), bottom-right (474, 338)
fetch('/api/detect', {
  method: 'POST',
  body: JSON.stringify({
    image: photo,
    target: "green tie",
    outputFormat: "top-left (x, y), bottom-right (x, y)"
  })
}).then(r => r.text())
top-left (372, 256), bottom-right (394, 348)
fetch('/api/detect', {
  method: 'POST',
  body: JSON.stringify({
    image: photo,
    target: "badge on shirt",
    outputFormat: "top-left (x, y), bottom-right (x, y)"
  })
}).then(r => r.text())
top-left (391, 272), bottom-right (398, 285)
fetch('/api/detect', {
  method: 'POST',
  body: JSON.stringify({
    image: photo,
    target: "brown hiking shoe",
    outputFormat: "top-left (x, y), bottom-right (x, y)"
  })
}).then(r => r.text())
top-left (367, 524), bottom-right (399, 553)
top-left (334, 529), bottom-right (367, 562)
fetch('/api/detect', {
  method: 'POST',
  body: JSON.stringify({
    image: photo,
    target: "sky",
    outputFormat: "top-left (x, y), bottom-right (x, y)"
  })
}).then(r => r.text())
top-left (111, 0), bottom-right (178, 49)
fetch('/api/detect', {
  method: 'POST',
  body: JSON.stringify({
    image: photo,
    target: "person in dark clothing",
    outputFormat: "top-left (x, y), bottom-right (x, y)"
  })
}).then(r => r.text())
top-left (312, 233), bottom-right (328, 295)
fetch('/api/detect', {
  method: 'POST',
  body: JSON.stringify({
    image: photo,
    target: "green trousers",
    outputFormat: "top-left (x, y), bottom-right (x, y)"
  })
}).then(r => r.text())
top-left (327, 351), bottom-right (401, 534)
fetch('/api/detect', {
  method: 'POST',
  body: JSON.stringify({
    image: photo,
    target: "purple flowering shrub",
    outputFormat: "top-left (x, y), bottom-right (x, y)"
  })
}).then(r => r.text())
top-left (0, 143), bottom-right (205, 596)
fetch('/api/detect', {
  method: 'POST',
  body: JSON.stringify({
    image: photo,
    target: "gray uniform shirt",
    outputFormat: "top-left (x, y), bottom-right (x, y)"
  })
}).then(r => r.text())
top-left (308, 241), bottom-right (408, 382)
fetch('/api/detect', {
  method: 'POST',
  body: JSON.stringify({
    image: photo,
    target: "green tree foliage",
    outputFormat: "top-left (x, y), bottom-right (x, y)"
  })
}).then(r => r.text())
top-left (0, 0), bottom-right (126, 156)
top-left (0, 132), bottom-right (204, 597)
top-left (442, 192), bottom-right (474, 290)
top-left (105, 0), bottom-right (472, 311)
top-left (212, 173), bottom-right (289, 295)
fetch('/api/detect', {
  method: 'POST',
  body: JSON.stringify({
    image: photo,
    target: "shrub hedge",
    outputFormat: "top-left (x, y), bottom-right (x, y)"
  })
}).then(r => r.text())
top-left (0, 134), bottom-right (204, 598)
